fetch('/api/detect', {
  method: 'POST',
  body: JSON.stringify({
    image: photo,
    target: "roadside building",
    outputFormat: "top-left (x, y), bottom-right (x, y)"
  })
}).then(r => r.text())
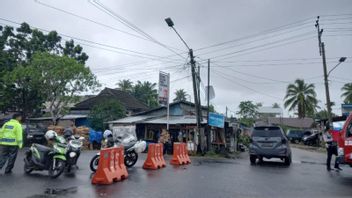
top-left (108, 101), bottom-right (235, 153)
top-left (71, 87), bottom-right (149, 116)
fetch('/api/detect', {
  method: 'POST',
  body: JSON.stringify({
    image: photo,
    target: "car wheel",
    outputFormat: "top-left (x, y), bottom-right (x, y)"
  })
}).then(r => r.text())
top-left (250, 155), bottom-right (256, 165)
top-left (284, 155), bottom-right (291, 166)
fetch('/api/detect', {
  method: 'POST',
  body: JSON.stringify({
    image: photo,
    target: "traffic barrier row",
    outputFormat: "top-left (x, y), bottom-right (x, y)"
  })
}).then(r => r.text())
top-left (170, 143), bottom-right (191, 165)
top-left (92, 147), bottom-right (128, 185)
top-left (143, 143), bottom-right (166, 169)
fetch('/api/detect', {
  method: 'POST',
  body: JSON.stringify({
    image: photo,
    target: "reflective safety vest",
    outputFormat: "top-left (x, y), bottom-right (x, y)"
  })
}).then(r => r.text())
top-left (0, 119), bottom-right (23, 148)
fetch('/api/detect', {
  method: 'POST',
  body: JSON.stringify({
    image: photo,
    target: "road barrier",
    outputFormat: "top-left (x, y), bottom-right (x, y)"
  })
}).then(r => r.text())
top-left (92, 147), bottom-right (128, 185)
top-left (170, 143), bottom-right (191, 165)
top-left (143, 143), bottom-right (166, 169)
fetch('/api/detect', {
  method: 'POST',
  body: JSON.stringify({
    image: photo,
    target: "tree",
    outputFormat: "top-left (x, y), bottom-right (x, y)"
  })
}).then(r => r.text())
top-left (116, 79), bottom-right (133, 93)
top-left (5, 52), bottom-right (99, 124)
top-left (272, 103), bottom-right (280, 108)
top-left (89, 99), bottom-right (125, 131)
top-left (0, 23), bottom-right (89, 117)
top-left (341, 83), bottom-right (352, 104)
top-left (315, 109), bottom-right (336, 120)
top-left (173, 89), bottom-right (187, 102)
top-left (132, 81), bottom-right (158, 108)
top-left (284, 79), bottom-right (318, 118)
top-left (236, 101), bottom-right (258, 126)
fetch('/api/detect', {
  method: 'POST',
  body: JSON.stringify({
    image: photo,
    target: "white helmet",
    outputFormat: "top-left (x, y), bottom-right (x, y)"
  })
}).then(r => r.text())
top-left (45, 130), bottom-right (57, 141)
top-left (103, 130), bottom-right (113, 139)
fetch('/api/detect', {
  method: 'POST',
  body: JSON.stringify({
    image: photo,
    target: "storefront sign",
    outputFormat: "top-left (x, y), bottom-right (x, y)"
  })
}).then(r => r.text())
top-left (158, 72), bottom-right (170, 106)
top-left (208, 112), bottom-right (225, 128)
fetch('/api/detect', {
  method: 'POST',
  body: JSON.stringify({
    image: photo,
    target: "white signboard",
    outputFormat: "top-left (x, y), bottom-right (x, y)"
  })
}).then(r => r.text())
top-left (158, 72), bottom-right (170, 106)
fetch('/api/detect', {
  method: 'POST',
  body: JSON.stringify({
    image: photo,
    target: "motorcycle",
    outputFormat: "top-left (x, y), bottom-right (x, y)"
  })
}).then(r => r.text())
top-left (24, 136), bottom-right (67, 178)
top-left (65, 135), bottom-right (84, 173)
top-left (90, 133), bottom-right (146, 172)
top-left (302, 132), bottom-right (320, 146)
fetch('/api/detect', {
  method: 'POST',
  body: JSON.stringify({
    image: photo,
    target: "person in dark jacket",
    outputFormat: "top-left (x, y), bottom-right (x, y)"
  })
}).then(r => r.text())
top-left (323, 123), bottom-right (342, 171)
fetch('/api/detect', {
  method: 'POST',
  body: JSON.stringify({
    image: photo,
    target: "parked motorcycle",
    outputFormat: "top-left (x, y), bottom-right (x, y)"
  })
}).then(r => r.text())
top-left (90, 134), bottom-right (146, 172)
top-left (65, 135), bottom-right (84, 173)
top-left (302, 132), bottom-right (320, 146)
top-left (24, 137), bottom-right (67, 178)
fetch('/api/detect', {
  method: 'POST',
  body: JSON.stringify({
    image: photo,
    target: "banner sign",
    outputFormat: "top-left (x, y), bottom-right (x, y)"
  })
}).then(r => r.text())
top-left (158, 72), bottom-right (170, 106)
top-left (208, 112), bottom-right (225, 128)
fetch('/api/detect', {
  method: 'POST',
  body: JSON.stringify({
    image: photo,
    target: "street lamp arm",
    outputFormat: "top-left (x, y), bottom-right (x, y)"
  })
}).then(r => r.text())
top-left (327, 62), bottom-right (342, 77)
top-left (170, 27), bottom-right (191, 50)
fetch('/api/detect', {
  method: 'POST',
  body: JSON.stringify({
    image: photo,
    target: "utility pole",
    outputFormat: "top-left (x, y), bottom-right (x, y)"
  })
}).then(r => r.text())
top-left (316, 16), bottom-right (332, 125)
top-left (207, 59), bottom-right (210, 122)
top-left (207, 59), bottom-right (211, 151)
top-left (165, 18), bottom-right (203, 153)
top-left (226, 106), bottom-right (228, 118)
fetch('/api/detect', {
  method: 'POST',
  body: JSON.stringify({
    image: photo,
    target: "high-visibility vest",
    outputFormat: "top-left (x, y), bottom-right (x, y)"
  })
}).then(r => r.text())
top-left (0, 119), bottom-right (23, 148)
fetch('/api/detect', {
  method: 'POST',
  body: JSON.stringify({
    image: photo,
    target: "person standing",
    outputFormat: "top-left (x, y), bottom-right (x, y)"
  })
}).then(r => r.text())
top-left (0, 113), bottom-right (23, 174)
top-left (323, 123), bottom-right (342, 171)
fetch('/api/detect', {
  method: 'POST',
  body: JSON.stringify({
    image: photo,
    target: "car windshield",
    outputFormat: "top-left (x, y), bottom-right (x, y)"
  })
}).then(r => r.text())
top-left (252, 127), bottom-right (283, 137)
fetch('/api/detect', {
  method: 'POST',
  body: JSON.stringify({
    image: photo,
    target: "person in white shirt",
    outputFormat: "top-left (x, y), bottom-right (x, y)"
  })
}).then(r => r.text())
top-left (323, 123), bottom-right (341, 171)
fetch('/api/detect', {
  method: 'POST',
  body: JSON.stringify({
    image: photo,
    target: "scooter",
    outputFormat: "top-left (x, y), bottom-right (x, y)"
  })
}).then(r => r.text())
top-left (24, 137), bottom-right (67, 178)
top-left (65, 135), bottom-right (84, 173)
top-left (302, 133), bottom-right (320, 146)
top-left (89, 134), bottom-right (146, 172)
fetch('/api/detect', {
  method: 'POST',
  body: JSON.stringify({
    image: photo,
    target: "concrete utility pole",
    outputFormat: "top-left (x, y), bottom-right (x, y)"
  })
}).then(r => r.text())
top-left (165, 17), bottom-right (203, 153)
top-left (207, 59), bottom-right (211, 151)
top-left (315, 16), bottom-right (332, 125)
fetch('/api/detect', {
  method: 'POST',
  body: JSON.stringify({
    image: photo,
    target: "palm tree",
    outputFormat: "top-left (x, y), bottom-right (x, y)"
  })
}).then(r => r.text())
top-left (173, 89), bottom-right (187, 102)
top-left (116, 79), bottom-right (133, 92)
top-left (284, 79), bottom-right (318, 118)
top-left (132, 81), bottom-right (158, 108)
top-left (341, 83), bottom-right (352, 104)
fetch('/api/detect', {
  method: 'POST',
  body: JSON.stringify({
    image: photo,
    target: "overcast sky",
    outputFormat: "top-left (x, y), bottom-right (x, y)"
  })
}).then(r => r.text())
top-left (1, 0), bottom-right (351, 117)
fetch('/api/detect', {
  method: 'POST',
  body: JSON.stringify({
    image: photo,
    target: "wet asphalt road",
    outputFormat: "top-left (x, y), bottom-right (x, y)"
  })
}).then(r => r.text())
top-left (1, 147), bottom-right (352, 198)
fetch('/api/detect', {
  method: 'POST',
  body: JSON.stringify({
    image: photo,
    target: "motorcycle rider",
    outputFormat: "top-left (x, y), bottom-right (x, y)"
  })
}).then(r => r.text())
top-left (0, 113), bottom-right (23, 174)
top-left (323, 123), bottom-right (342, 171)
top-left (63, 123), bottom-right (75, 141)
top-left (103, 129), bottom-right (114, 148)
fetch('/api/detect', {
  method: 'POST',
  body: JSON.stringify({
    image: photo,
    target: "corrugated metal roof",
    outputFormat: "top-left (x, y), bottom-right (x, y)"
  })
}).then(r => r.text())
top-left (143, 116), bottom-right (207, 125)
top-left (29, 114), bottom-right (87, 120)
top-left (107, 115), bottom-right (153, 124)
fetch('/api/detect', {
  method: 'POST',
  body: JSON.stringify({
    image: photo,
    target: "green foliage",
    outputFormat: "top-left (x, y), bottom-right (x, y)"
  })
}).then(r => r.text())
top-left (0, 22), bottom-right (90, 117)
top-left (284, 79), bottom-right (318, 118)
top-left (341, 83), bottom-right (352, 104)
top-left (116, 79), bottom-right (133, 93)
top-left (89, 99), bottom-right (125, 131)
top-left (209, 104), bottom-right (216, 113)
top-left (132, 80), bottom-right (158, 108)
top-left (4, 52), bottom-right (99, 124)
top-left (237, 101), bottom-right (258, 126)
top-left (314, 109), bottom-right (336, 120)
top-left (238, 134), bottom-right (251, 147)
top-left (173, 89), bottom-right (187, 102)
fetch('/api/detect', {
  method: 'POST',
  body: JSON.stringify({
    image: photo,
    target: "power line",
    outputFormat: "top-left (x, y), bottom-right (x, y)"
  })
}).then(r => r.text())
top-left (196, 23), bottom-right (313, 57)
top-left (210, 32), bottom-right (315, 60)
top-left (218, 36), bottom-right (315, 61)
top-left (212, 69), bottom-right (283, 100)
top-left (35, 0), bottom-right (188, 59)
top-left (0, 17), bottom-right (183, 63)
top-left (90, 0), bottom-right (187, 60)
top-left (195, 16), bottom-right (313, 52)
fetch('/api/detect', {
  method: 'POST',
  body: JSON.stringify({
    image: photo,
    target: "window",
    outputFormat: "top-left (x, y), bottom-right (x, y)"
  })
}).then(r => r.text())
top-left (252, 127), bottom-right (284, 137)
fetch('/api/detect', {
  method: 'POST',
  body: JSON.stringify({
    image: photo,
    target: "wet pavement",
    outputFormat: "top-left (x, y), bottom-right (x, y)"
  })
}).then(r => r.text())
top-left (1, 148), bottom-right (352, 198)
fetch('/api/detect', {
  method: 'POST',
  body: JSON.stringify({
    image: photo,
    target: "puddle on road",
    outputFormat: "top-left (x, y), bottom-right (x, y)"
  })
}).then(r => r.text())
top-left (27, 187), bottom-right (77, 198)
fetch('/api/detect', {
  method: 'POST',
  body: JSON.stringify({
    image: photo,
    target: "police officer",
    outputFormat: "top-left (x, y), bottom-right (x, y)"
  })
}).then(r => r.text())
top-left (0, 113), bottom-right (23, 174)
top-left (323, 122), bottom-right (342, 171)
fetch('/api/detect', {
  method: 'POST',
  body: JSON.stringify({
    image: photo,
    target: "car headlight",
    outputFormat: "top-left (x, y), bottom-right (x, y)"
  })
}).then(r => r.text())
top-left (69, 152), bottom-right (77, 158)
top-left (27, 135), bottom-right (33, 138)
